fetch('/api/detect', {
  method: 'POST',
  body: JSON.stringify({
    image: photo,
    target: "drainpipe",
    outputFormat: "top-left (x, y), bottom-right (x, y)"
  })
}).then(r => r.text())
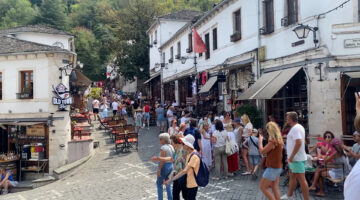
top-left (257, 0), bottom-right (266, 127)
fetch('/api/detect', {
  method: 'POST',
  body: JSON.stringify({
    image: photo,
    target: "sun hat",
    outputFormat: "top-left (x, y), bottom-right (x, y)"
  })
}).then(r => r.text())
top-left (331, 138), bottom-right (342, 146)
top-left (353, 131), bottom-right (360, 136)
top-left (214, 116), bottom-right (220, 121)
top-left (181, 134), bottom-right (195, 149)
top-left (253, 128), bottom-right (258, 133)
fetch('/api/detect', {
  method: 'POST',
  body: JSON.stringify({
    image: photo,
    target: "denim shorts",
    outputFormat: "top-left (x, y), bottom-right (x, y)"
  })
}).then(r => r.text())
top-left (144, 113), bottom-right (150, 120)
top-left (263, 168), bottom-right (282, 181)
top-left (249, 155), bottom-right (261, 166)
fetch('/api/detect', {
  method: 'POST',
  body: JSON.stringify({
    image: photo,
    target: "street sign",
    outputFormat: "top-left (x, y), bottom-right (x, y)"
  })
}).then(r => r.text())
top-left (344, 38), bottom-right (360, 48)
top-left (52, 83), bottom-right (72, 111)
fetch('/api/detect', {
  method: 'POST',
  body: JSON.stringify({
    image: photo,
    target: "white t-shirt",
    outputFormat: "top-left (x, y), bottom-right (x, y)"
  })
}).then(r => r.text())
top-left (227, 132), bottom-right (236, 143)
top-left (345, 160), bottom-right (360, 200)
top-left (213, 130), bottom-right (228, 147)
top-left (180, 117), bottom-right (189, 125)
top-left (243, 123), bottom-right (253, 138)
top-left (286, 124), bottom-right (307, 162)
top-left (112, 101), bottom-right (119, 111)
top-left (167, 109), bottom-right (174, 122)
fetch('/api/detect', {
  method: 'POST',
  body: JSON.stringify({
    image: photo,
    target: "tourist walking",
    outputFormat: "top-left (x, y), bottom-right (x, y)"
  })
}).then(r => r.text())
top-left (222, 112), bottom-right (233, 132)
top-left (111, 100), bottom-right (119, 117)
top-left (200, 123), bottom-right (212, 168)
top-left (151, 134), bottom-right (186, 200)
top-left (212, 121), bottom-right (232, 180)
top-left (184, 120), bottom-right (202, 153)
top-left (135, 108), bottom-right (143, 133)
top-left (243, 129), bottom-right (261, 178)
top-left (143, 104), bottom-right (151, 129)
top-left (241, 114), bottom-right (252, 175)
top-left (227, 129), bottom-right (239, 174)
top-left (156, 133), bottom-right (174, 200)
top-left (168, 119), bottom-right (178, 136)
top-left (92, 98), bottom-right (100, 121)
top-left (258, 122), bottom-right (284, 200)
top-left (167, 106), bottom-right (175, 130)
top-left (281, 112), bottom-right (309, 200)
top-left (156, 104), bottom-right (166, 133)
top-left (164, 134), bottom-right (201, 200)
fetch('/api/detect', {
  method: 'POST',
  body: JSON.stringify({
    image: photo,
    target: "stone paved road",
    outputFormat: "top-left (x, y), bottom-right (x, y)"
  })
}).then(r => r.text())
top-left (2, 122), bottom-right (344, 200)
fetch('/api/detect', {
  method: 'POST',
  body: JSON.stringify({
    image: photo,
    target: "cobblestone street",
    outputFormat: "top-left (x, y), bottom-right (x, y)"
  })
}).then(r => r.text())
top-left (2, 123), bottom-right (344, 200)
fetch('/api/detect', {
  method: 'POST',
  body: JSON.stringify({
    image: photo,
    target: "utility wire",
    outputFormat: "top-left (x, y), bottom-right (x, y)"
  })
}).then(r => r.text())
top-left (317, 0), bottom-right (351, 18)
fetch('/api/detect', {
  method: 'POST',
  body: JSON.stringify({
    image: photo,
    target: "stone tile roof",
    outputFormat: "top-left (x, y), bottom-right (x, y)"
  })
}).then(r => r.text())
top-left (158, 10), bottom-right (204, 21)
top-left (0, 36), bottom-right (71, 55)
top-left (0, 25), bottom-right (72, 36)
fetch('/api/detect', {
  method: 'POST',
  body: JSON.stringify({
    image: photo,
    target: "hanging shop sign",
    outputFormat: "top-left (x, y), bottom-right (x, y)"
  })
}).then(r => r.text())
top-left (52, 83), bottom-right (73, 111)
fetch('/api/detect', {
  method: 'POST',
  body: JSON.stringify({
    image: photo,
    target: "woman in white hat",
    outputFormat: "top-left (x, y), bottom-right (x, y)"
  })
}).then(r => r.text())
top-left (164, 134), bottom-right (200, 200)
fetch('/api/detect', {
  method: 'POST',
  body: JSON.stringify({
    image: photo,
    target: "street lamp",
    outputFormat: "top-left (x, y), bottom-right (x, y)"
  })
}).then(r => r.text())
top-left (77, 61), bottom-right (84, 69)
top-left (59, 64), bottom-right (73, 79)
top-left (293, 24), bottom-right (319, 46)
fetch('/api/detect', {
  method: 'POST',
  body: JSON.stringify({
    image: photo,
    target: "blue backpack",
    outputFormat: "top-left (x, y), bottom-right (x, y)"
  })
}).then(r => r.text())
top-left (188, 152), bottom-right (209, 187)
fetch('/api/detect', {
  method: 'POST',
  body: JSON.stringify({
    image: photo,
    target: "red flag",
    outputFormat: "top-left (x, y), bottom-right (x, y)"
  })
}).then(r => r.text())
top-left (193, 28), bottom-right (207, 53)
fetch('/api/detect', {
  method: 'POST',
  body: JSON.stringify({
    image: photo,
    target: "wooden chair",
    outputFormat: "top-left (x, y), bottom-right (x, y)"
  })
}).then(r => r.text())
top-left (127, 132), bottom-right (138, 151)
top-left (115, 134), bottom-right (127, 152)
top-left (111, 126), bottom-right (125, 140)
top-left (124, 125), bottom-right (135, 132)
top-left (118, 119), bottom-right (127, 126)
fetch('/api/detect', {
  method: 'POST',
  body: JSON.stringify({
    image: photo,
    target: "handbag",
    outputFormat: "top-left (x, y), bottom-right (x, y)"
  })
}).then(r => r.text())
top-left (225, 139), bottom-right (232, 155)
top-left (229, 140), bottom-right (239, 155)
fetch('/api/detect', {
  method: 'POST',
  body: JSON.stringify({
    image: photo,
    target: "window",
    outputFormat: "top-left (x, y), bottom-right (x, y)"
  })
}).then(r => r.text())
top-left (212, 28), bottom-right (217, 50)
top-left (162, 52), bottom-right (165, 63)
top-left (176, 42), bottom-right (181, 58)
top-left (231, 9), bottom-right (242, 42)
top-left (170, 47), bottom-right (174, 60)
top-left (20, 71), bottom-right (33, 99)
top-left (233, 9), bottom-right (241, 33)
top-left (263, 0), bottom-right (274, 34)
top-left (205, 33), bottom-right (210, 59)
top-left (358, 0), bottom-right (360, 22)
top-left (154, 30), bottom-right (158, 44)
top-left (0, 72), bottom-right (2, 100)
top-left (170, 46), bottom-right (174, 63)
top-left (187, 33), bottom-right (193, 53)
top-left (287, 0), bottom-right (298, 25)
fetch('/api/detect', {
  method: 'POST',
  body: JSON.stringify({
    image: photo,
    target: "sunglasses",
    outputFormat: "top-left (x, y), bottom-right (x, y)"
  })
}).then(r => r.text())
top-left (325, 135), bottom-right (332, 139)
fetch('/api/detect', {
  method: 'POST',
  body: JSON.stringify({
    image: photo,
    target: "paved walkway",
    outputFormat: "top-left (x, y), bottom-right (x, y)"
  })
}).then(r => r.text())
top-left (2, 122), bottom-right (344, 200)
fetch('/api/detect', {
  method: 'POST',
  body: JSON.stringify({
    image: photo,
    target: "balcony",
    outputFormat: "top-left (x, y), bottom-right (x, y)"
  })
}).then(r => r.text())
top-left (175, 54), bottom-right (181, 59)
top-left (230, 31), bottom-right (241, 42)
top-left (260, 25), bottom-right (274, 35)
top-left (16, 92), bottom-right (33, 99)
top-left (186, 48), bottom-right (193, 53)
top-left (169, 58), bottom-right (173, 63)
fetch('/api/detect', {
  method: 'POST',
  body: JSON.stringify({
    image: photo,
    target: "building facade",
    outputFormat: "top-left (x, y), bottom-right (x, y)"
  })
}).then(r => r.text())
top-left (0, 25), bottom-right (76, 175)
top-left (147, 0), bottom-right (360, 138)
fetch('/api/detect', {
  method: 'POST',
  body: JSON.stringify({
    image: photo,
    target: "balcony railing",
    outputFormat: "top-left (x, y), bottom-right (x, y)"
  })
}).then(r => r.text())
top-left (230, 31), bottom-right (241, 42)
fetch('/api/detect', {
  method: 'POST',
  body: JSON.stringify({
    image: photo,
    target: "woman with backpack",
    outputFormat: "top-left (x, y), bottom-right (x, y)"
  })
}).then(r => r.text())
top-left (164, 134), bottom-right (204, 200)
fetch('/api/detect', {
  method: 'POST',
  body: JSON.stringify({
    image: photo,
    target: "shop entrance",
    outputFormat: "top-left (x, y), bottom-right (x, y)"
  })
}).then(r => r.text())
top-left (266, 70), bottom-right (308, 130)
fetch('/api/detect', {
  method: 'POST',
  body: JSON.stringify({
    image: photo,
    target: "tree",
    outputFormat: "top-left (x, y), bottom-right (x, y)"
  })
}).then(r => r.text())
top-left (73, 27), bottom-right (103, 81)
top-left (0, 0), bottom-right (37, 28)
top-left (37, 0), bottom-right (67, 29)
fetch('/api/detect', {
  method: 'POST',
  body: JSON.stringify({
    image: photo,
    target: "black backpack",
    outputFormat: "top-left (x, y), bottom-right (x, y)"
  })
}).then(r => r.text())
top-left (188, 152), bottom-right (209, 187)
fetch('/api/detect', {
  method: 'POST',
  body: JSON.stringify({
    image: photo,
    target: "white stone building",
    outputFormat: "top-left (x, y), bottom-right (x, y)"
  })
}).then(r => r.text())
top-left (148, 0), bottom-right (360, 137)
top-left (0, 25), bottom-right (77, 175)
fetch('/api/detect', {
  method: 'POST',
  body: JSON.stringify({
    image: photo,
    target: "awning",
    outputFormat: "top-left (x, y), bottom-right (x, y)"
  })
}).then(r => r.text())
top-left (199, 76), bottom-right (218, 94)
top-left (144, 72), bottom-right (160, 84)
top-left (344, 72), bottom-right (360, 78)
top-left (237, 67), bottom-right (302, 100)
top-left (74, 69), bottom-right (92, 87)
top-left (0, 122), bottom-right (44, 126)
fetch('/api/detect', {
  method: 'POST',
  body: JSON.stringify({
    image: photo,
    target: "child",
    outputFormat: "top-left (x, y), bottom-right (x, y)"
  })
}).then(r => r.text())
top-left (243, 129), bottom-right (261, 179)
top-left (0, 168), bottom-right (17, 195)
top-left (135, 108), bottom-right (143, 133)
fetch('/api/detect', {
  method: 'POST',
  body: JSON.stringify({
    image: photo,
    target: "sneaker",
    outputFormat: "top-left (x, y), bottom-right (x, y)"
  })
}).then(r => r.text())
top-left (280, 194), bottom-right (293, 200)
top-left (212, 176), bottom-right (220, 180)
top-left (241, 171), bottom-right (251, 175)
top-left (227, 173), bottom-right (234, 177)
top-left (252, 173), bottom-right (258, 180)
top-left (2, 190), bottom-right (8, 195)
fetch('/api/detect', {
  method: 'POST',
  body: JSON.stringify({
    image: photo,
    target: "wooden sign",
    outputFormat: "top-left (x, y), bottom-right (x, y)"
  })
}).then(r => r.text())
top-left (26, 125), bottom-right (45, 137)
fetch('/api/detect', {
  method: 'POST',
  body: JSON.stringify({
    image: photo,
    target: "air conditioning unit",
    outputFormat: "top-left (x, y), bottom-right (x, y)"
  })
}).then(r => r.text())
top-left (169, 58), bottom-right (173, 63)
top-left (230, 32), bottom-right (241, 42)
top-left (186, 48), bottom-right (192, 53)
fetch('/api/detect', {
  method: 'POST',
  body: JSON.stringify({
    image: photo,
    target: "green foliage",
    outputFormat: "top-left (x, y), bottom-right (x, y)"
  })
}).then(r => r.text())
top-left (36, 0), bottom-right (67, 29)
top-left (87, 87), bottom-right (102, 99)
top-left (0, 0), bottom-right (221, 81)
top-left (236, 104), bottom-right (263, 129)
top-left (0, 0), bottom-right (37, 28)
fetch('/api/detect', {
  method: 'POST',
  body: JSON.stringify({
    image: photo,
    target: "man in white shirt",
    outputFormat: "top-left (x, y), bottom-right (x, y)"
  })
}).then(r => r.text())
top-left (345, 155), bottom-right (360, 199)
top-left (166, 106), bottom-right (174, 129)
top-left (281, 112), bottom-right (309, 200)
top-left (180, 111), bottom-right (190, 126)
top-left (111, 100), bottom-right (119, 117)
